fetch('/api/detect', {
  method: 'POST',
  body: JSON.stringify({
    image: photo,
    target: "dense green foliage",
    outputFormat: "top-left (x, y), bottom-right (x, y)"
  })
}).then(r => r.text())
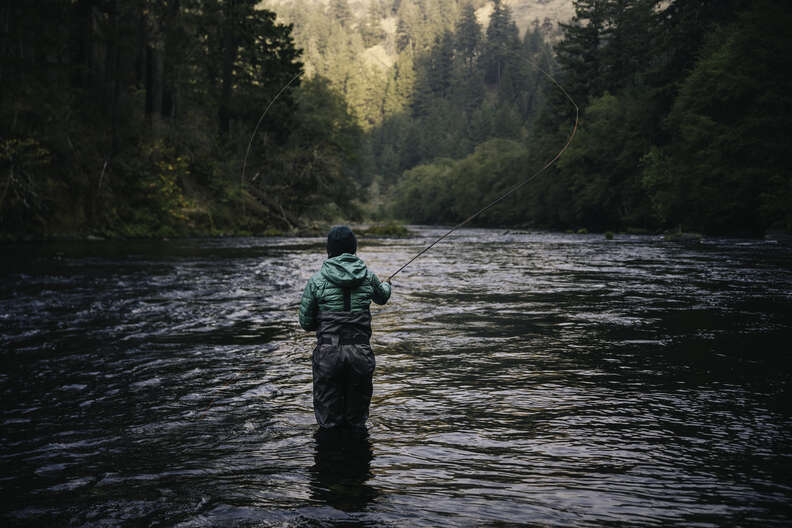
top-left (3, 0), bottom-right (790, 238)
top-left (642, 3), bottom-right (792, 234)
top-left (372, 0), bottom-right (556, 187)
top-left (385, 0), bottom-right (791, 235)
top-left (1, 0), bottom-right (365, 238)
top-left (392, 139), bottom-right (529, 224)
top-left (263, 0), bottom-right (556, 181)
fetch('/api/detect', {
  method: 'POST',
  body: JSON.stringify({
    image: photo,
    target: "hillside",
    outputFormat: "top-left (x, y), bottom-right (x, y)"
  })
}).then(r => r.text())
top-left (257, 0), bottom-right (571, 129)
top-left (480, 0), bottom-right (574, 38)
top-left (261, 0), bottom-right (574, 38)
top-left (258, 0), bottom-right (792, 236)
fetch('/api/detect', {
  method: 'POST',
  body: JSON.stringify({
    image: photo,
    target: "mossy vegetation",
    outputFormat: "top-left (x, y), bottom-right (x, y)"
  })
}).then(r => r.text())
top-left (360, 221), bottom-right (411, 237)
top-left (663, 231), bottom-right (704, 242)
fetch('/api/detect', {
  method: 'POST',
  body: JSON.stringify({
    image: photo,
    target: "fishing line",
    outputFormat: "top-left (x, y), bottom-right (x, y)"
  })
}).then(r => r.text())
top-left (197, 73), bottom-right (302, 420)
top-left (241, 72), bottom-right (302, 188)
top-left (198, 63), bottom-right (575, 416)
top-left (386, 60), bottom-right (579, 283)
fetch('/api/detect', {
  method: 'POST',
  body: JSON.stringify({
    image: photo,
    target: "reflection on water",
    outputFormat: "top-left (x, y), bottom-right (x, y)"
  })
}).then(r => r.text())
top-left (1, 229), bottom-right (791, 526)
top-left (311, 428), bottom-right (377, 513)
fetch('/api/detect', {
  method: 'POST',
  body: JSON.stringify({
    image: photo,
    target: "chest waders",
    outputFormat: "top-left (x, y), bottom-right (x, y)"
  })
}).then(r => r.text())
top-left (312, 293), bottom-right (376, 429)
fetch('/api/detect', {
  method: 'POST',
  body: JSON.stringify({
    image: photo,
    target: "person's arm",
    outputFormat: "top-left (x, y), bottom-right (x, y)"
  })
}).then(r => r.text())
top-left (370, 273), bottom-right (391, 305)
top-left (299, 280), bottom-right (318, 331)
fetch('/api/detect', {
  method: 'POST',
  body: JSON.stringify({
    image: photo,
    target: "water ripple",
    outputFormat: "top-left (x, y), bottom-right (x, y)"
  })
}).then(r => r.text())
top-left (1, 230), bottom-right (791, 526)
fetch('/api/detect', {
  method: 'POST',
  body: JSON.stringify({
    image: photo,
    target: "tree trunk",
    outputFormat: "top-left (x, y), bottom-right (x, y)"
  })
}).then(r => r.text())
top-left (0, 165), bottom-right (13, 211)
top-left (145, 13), bottom-right (163, 126)
top-left (108, 0), bottom-right (121, 154)
top-left (162, 0), bottom-right (180, 118)
top-left (72, 0), bottom-right (96, 90)
top-left (219, 0), bottom-right (236, 135)
top-left (135, 7), bottom-right (146, 89)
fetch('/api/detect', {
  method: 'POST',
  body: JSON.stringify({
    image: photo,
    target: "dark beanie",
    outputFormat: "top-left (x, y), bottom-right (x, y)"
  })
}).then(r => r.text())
top-left (327, 225), bottom-right (357, 257)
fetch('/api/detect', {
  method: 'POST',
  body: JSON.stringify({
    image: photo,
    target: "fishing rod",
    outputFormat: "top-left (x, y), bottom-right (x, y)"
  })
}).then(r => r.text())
top-left (386, 60), bottom-right (579, 283)
top-left (194, 73), bottom-right (301, 419)
top-left (241, 72), bottom-right (302, 190)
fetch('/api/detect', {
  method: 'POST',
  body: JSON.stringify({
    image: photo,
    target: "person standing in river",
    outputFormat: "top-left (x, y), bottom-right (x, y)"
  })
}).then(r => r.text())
top-left (299, 226), bottom-right (392, 429)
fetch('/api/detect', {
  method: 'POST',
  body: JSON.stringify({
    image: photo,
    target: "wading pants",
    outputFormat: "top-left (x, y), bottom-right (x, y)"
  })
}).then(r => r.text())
top-left (312, 311), bottom-right (375, 429)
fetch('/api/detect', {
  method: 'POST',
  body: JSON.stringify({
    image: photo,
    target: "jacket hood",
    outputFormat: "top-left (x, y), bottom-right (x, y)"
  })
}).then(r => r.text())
top-left (320, 253), bottom-right (368, 287)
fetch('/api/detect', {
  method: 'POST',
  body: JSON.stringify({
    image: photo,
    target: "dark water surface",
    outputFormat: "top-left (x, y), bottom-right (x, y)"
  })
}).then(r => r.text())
top-left (2, 228), bottom-right (791, 526)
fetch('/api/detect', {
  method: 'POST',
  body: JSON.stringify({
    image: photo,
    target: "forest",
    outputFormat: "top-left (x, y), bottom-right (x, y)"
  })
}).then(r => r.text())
top-left (1, 0), bottom-right (790, 238)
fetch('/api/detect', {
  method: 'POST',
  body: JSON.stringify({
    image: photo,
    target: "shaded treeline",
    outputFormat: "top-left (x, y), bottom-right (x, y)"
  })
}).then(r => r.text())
top-left (3, 0), bottom-right (790, 238)
top-left (373, 1), bottom-right (556, 186)
top-left (388, 0), bottom-right (792, 235)
top-left (1, 0), bottom-right (365, 238)
top-left (266, 0), bottom-right (558, 193)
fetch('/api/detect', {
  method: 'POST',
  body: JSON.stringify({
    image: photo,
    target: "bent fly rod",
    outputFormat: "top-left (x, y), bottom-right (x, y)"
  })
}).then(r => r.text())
top-left (386, 61), bottom-right (579, 283)
top-left (241, 72), bottom-right (302, 189)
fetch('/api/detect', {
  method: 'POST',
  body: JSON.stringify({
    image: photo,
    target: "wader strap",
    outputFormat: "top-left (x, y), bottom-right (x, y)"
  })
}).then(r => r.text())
top-left (343, 288), bottom-right (351, 311)
top-left (320, 335), bottom-right (369, 346)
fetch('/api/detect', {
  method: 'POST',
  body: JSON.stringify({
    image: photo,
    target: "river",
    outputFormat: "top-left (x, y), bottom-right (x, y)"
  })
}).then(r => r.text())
top-left (2, 228), bottom-right (791, 526)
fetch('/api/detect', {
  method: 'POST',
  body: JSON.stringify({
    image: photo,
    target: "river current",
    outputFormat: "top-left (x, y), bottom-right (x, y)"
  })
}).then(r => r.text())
top-left (2, 227), bottom-right (791, 526)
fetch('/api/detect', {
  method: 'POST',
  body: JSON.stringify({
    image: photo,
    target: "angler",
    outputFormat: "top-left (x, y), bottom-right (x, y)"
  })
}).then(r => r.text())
top-left (299, 226), bottom-right (391, 429)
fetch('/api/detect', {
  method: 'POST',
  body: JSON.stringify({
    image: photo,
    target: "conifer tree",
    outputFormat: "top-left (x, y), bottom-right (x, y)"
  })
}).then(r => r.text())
top-left (329, 0), bottom-right (354, 28)
top-left (555, 0), bottom-right (609, 105)
top-left (455, 2), bottom-right (482, 73)
top-left (482, 0), bottom-right (520, 88)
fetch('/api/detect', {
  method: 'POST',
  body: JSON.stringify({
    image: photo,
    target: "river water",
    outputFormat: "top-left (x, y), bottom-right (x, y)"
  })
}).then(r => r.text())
top-left (2, 227), bottom-right (791, 526)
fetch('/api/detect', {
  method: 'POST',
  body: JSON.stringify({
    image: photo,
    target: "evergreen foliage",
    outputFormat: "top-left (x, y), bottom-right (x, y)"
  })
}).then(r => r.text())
top-left (4, 0), bottom-right (790, 237)
top-left (1, 0), bottom-right (365, 237)
top-left (389, 0), bottom-right (790, 235)
top-left (643, 1), bottom-right (792, 234)
top-left (372, 0), bottom-right (554, 189)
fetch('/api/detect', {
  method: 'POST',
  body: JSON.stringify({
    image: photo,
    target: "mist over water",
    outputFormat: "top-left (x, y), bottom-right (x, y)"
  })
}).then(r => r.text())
top-left (2, 228), bottom-right (791, 526)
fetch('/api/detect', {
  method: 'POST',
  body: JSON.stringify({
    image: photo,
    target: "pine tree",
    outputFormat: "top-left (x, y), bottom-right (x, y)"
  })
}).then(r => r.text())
top-left (454, 2), bottom-right (482, 74)
top-left (361, 0), bottom-right (387, 47)
top-left (382, 51), bottom-right (416, 117)
top-left (396, 19), bottom-right (412, 53)
top-left (428, 30), bottom-right (454, 98)
top-left (555, 0), bottom-right (609, 105)
top-left (482, 0), bottom-right (520, 88)
top-left (329, 0), bottom-right (354, 28)
top-left (643, 1), bottom-right (792, 234)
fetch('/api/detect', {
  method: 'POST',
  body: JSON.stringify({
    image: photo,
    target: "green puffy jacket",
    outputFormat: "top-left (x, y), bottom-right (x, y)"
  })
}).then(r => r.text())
top-left (299, 253), bottom-right (391, 331)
